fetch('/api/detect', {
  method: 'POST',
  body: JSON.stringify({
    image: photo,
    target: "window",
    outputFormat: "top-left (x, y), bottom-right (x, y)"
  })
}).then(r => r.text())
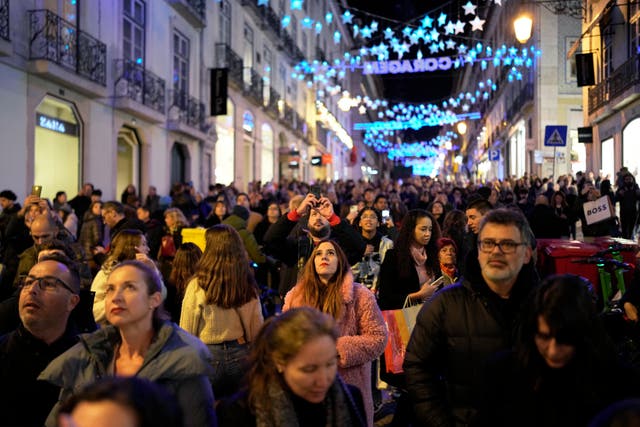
top-left (601, 13), bottom-right (614, 80)
top-left (263, 47), bottom-right (273, 105)
top-left (630, 2), bottom-right (640, 56)
top-left (173, 30), bottom-right (190, 99)
top-left (291, 15), bottom-right (297, 44)
top-left (123, 0), bottom-right (145, 64)
top-left (244, 24), bottom-right (254, 86)
top-left (219, 0), bottom-right (231, 45)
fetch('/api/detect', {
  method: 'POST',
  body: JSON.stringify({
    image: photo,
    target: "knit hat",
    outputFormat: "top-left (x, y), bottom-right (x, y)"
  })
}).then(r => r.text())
top-left (437, 237), bottom-right (457, 253)
top-left (0, 190), bottom-right (17, 201)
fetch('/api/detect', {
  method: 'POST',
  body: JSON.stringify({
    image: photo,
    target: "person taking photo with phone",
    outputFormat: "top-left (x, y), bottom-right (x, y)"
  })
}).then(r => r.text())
top-left (351, 207), bottom-right (393, 294)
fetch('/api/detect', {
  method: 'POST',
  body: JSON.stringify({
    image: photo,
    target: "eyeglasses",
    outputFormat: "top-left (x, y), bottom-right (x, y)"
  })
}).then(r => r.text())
top-left (478, 239), bottom-right (527, 254)
top-left (19, 276), bottom-right (76, 294)
top-left (31, 233), bottom-right (54, 242)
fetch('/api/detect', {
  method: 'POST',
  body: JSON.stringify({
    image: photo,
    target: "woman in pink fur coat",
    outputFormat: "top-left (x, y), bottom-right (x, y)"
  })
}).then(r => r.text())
top-left (283, 239), bottom-right (388, 427)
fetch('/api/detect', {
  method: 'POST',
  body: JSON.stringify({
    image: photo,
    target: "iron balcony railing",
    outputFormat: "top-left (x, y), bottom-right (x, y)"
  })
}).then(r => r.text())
top-left (505, 82), bottom-right (534, 122)
top-left (265, 87), bottom-right (281, 118)
top-left (589, 54), bottom-right (640, 114)
top-left (114, 59), bottom-right (166, 114)
top-left (0, 0), bottom-right (9, 41)
top-left (280, 31), bottom-right (304, 62)
top-left (169, 89), bottom-right (206, 130)
top-left (243, 67), bottom-right (263, 105)
top-left (215, 43), bottom-right (243, 87)
top-left (185, 0), bottom-right (206, 21)
top-left (283, 103), bottom-right (295, 129)
top-left (28, 9), bottom-right (106, 86)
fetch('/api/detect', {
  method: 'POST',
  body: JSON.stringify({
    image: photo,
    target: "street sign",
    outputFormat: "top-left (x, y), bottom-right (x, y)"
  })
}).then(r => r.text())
top-left (488, 149), bottom-right (500, 161)
top-left (544, 125), bottom-right (568, 147)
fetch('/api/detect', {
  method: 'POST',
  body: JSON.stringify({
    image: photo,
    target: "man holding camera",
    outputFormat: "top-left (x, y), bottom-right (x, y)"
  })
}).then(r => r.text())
top-left (264, 193), bottom-right (366, 297)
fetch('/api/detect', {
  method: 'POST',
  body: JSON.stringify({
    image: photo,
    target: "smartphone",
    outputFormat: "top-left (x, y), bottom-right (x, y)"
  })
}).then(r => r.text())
top-left (350, 205), bottom-right (358, 214)
top-left (381, 209), bottom-right (390, 220)
top-left (31, 185), bottom-right (42, 197)
top-left (311, 185), bottom-right (322, 198)
top-left (429, 276), bottom-right (446, 288)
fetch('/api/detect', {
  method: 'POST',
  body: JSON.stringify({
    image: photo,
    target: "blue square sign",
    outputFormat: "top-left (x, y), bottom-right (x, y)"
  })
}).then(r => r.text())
top-left (488, 149), bottom-right (500, 161)
top-left (544, 125), bottom-right (568, 147)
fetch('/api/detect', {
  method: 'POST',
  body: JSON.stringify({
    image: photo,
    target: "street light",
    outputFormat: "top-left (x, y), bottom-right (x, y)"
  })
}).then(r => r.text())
top-left (514, 13), bottom-right (533, 43)
top-left (456, 121), bottom-right (467, 135)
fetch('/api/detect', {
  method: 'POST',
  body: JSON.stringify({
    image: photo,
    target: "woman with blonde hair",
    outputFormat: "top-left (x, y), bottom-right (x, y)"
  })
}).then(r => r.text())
top-left (180, 224), bottom-right (264, 399)
top-left (283, 240), bottom-right (387, 426)
top-left (91, 229), bottom-right (160, 324)
top-left (216, 307), bottom-right (366, 427)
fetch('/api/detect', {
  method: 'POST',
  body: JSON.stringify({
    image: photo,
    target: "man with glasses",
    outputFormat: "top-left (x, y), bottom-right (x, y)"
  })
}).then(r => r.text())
top-left (404, 208), bottom-right (538, 426)
top-left (0, 254), bottom-right (80, 426)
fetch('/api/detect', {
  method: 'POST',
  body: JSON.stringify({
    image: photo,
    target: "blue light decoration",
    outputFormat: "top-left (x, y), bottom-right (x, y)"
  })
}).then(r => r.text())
top-left (281, 15), bottom-right (291, 28)
top-left (341, 10), bottom-right (354, 24)
top-left (325, 12), bottom-right (333, 24)
top-left (257, 0), bottom-right (268, 5)
top-left (290, 0), bottom-right (303, 11)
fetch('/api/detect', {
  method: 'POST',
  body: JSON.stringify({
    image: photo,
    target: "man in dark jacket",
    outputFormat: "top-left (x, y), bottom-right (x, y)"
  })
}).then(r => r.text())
top-left (264, 193), bottom-right (366, 297)
top-left (404, 208), bottom-right (538, 426)
top-left (0, 254), bottom-right (80, 426)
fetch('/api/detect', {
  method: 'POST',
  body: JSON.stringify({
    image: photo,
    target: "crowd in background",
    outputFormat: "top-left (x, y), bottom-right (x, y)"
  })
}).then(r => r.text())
top-left (1, 166), bottom-right (640, 427)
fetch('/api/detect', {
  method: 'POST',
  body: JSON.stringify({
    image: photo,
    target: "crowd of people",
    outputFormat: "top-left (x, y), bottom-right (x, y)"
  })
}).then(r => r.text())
top-left (1, 168), bottom-right (640, 427)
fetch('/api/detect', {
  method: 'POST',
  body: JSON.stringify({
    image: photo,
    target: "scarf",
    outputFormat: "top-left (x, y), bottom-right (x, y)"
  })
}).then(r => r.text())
top-left (410, 245), bottom-right (429, 285)
top-left (255, 377), bottom-right (362, 427)
top-left (440, 263), bottom-right (457, 281)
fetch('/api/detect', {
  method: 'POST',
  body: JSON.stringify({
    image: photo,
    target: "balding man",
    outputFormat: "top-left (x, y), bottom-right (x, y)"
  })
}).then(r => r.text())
top-left (0, 254), bottom-right (80, 426)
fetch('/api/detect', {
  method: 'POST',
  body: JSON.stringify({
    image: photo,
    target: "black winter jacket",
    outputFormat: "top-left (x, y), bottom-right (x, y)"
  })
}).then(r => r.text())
top-left (403, 263), bottom-right (538, 427)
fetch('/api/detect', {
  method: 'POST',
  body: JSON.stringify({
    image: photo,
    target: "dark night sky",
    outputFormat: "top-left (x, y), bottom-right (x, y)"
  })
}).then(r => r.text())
top-left (345, 0), bottom-right (459, 141)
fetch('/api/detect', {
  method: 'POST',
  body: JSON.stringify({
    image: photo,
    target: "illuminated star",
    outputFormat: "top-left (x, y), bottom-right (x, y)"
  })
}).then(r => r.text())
top-left (462, 1), bottom-right (477, 15)
top-left (409, 32), bottom-right (420, 45)
top-left (384, 27), bottom-right (394, 39)
top-left (454, 20), bottom-right (466, 34)
top-left (430, 29), bottom-right (440, 41)
top-left (429, 43), bottom-right (439, 54)
top-left (393, 42), bottom-right (410, 59)
top-left (257, 0), bottom-right (268, 6)
top-left (421, 15), bottom-right (433, 28)
top-left (414, 27), bottom-right (426, 41)
top-left (370, 21), bottom-right (379, 32)
top-left (281, 15), bottom-right (291, 28)
top-left (402, 26), bottom-right (412, 38)
top-left (494, 0), bottom-right (502, 4)
top-left (301, 17), bottom-right (313, 28)
top-left (359, 105), bottom-right (366, 114)
top-left (469, 15), bottom-right (485, 31)
top-left (444, 21), bottom-right (455, 35)
top-left (437, 13), bottom-right (447, 26)
top-left (445, 39), bottom-right (457, 50)
top-left (291, 0), bottom-right (302, 10)
top-left (360, 26), bottom-right (372, 38)
top-left (341, 11), bottom-right (353, 24)
top-left (333, 31), bottom-right (341, 44)
top-left (457, 44), bottom-right (468, 54)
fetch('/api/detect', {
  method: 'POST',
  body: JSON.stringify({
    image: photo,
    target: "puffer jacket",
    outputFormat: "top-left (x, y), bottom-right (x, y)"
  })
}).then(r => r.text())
top-left (403, 263), bottom-right (538, 427)
top-left (223, 214), bottom-right (266, 264)
top-left (39, 321), bottom-right (217, 427)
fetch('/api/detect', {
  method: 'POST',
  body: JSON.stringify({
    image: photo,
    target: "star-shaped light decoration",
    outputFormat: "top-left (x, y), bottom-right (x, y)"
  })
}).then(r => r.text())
top-left (445, 39), bottom-right (457, 50)
top-left (469, 15), bottom-right (485, 31)
top-left (315, 22), bottom-right (322, 34)
top-left (430, 29), bottom-right (440, 41)
top-left (257, 0), bottom-right (268, 6)
top-left (444, 21), bottom-right (456, 35)
top-left (402, 26), bottom-right (413, 38)
top-left (281, 15), bottom-right (291, 28)
top-left (301, 17), bottom-right (313, 29)
top-left (457, 44), bottom-right (468, 54)
top-left (409, 32), bottom-right (420, 45)
top-left (394, 42), bottom-right (410, 59)
top-left (462, 1), bottom-right (477, 15)
top-left (376, 42), bottom-right (389, 60)
top-left (421, 15), bottom-right (433, 28)
top-left (437, 13), bottom-right (447, 27)
top-left (429, 43), bottom-right (439, 54)
top-left (291, 0), bottom-right (302, 11)
top-left (413, 27), bottom-right (426, 41)
top-left (384, 27), bottom-right (394, 39)
top-left (494, 0), bottom-right (502, 5)
top-left (359, 105), bottom-right (367, 115)
top-left (454, 20), bottom-right (466, 34)
top-left (360, 25), bottom-right (373, 38)
top-left (333, 30), bottom-right (341, 44)
top-left (341, 11), bottom-right (353, 24)
top-left (370, 21), bottom-right (379, 32)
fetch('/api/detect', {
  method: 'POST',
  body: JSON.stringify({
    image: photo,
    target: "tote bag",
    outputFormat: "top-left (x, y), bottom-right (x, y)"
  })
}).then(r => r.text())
top-left (381, 297), bottom-right (423, 374)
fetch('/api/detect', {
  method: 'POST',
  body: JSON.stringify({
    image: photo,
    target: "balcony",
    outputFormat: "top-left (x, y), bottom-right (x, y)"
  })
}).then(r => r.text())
top-left (166, 0), bottom-right (206, 28)
top-left (589, 55), bottom-right (640, 115)
top-left (240, 1), bottom-right (281, 43)
top-left (167, 89), bottom-right (209, 140)
top-left (243, 67), bottom-right (263, 106)
top-left (215, 43), bottom-right (243, 89)
top-left (28, 10), bottom-right (107, 97)
top-left (265, 87), bottom-right (282, 119)
top-left (280, 31), bottom-right (304, 63)
top-left (505, 82), bottom-right (534, 122)
top-left (113, 59), bottom-right (166, 123)
top-left (0, 0), bottom-right (10, 56)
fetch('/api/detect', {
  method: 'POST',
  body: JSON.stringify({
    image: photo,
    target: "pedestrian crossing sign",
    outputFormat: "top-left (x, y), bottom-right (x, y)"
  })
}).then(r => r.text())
top-left (544, 125), bottom-right (568, 147)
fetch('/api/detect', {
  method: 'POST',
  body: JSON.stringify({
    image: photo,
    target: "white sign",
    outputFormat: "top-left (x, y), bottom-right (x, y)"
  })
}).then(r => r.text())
top-left (583, 195), bottom-right (614, 225)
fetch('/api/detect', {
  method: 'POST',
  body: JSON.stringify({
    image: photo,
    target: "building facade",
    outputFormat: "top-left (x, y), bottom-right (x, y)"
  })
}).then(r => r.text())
top-left (451, 0), bottom-right (583, 183)
top-left (0, 0), bottom-right (370, 202)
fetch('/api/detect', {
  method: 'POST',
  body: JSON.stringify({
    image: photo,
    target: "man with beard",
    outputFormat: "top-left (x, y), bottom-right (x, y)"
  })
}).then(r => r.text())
top-left (0, 254), bottom-right (80, 426)
top-left (404, 209), bottom-right (538, 426)
top-left (264, 193), bottom-right (366, 297)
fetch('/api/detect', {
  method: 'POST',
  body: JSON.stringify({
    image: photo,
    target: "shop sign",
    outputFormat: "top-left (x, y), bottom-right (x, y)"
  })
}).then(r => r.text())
top-left (36, 113), bottom-right (78, 136)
